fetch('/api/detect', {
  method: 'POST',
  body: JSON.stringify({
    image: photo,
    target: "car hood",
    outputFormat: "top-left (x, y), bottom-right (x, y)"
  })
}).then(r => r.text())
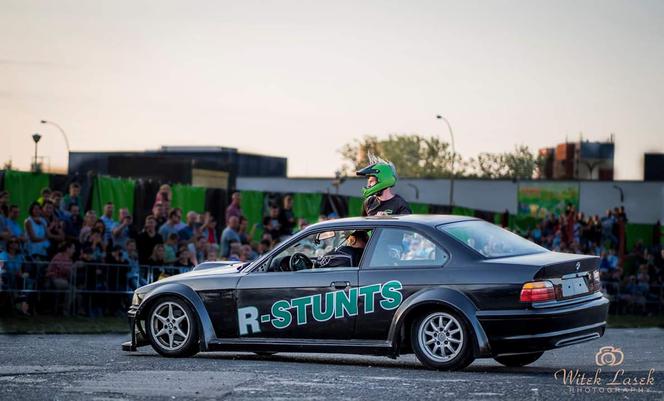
top-left (136, 263), bottom-right (245, 293)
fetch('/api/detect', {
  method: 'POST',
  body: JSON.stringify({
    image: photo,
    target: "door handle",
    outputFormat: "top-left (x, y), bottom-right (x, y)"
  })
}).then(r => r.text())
top-left (331, 281), bottom-right (350, 289)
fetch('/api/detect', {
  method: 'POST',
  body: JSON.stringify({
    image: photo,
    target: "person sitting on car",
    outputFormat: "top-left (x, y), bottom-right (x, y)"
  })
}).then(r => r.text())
top-left (317, 231), bottom-right (369, 268)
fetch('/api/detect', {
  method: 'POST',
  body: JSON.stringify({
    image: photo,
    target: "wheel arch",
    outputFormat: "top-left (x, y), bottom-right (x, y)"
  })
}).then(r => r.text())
top-left (136, 283), bottom-right (216, 351)
top-left (388, 287), bottom-right (492, 358)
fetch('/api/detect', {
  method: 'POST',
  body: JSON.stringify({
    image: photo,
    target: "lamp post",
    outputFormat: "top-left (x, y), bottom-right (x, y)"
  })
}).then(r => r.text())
top-left (40, 120), bottom-right (70, 152)
top-left (40, 120), bottom-right (71, 172)
top-left (32, 133), bottom-right (42, 172)
top-left (436, 115), bottom-right (456, 209)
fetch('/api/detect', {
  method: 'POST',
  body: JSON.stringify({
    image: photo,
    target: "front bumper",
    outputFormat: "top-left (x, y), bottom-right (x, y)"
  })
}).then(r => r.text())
top-left (121, 305), bottom-right (150, 351)
top-left (477, 292), bottom-right (609, 355)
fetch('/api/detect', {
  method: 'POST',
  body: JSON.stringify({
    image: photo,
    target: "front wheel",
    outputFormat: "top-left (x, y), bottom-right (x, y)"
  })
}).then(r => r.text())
top-left (494, 352), bottom-right (544, 367)
top-left (411, 310), bottom-right (474, 371)
top-left (146, 297), bottom-right (199, 357)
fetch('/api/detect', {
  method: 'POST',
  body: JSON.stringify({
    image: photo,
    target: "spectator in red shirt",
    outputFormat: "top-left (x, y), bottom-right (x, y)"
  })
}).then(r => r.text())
top-left (46, 241), bottom-right (75, 314)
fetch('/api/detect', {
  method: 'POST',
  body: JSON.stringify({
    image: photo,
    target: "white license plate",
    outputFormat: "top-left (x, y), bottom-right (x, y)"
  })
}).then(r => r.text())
top-left (562, 277), bottom-right (589, 297)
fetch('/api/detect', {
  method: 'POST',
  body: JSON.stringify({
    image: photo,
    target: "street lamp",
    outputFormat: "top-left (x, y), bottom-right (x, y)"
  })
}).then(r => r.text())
top-left (436, 115), bottom-right (456, 209)
top-left (32, 133), bottom-right (42, 172)
top-left (40, 119), bottom-right (71, 172)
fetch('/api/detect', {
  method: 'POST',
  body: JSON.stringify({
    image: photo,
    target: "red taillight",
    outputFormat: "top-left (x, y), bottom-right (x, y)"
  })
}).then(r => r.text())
top-left (520, 281), bottom-right (556, 303)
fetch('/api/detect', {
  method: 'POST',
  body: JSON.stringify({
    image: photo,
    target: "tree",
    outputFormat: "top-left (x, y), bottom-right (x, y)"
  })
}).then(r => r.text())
top-left (339, 134), bottom-right (461, 178)
top-left (468, 145), bottom-right (540, 179)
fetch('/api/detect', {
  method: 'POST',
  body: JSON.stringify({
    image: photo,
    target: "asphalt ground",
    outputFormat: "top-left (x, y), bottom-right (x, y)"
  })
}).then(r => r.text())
top-left (0, 328), bottom-right (663, 401)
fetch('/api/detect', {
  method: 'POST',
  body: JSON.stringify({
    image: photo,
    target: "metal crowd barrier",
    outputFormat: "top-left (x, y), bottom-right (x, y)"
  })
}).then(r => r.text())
top-left (1, 260), bottom-right (662, 317)
top-left (0, 260), bottom-right (191, 316)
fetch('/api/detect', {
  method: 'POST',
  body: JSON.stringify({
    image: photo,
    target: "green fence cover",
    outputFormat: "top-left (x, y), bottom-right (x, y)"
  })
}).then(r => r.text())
top-left (240, 191), bottom-right (265, 241)
top-left (348, 197), bottom-right (364, 217)
top-left (626, 223), bottom-right (655, 249)
top-left (411, 202), bottom-right (430, 215)
top-left (171, 184), bottom-right (206, 214)
top-left (3, 170), bottom-right (51, 222)
top-left (452, 206), bottom-right (475, 217)
top-left (92, 176), bottom-right (136, 220)
top-left (293, 193), bottom-right (322, 225)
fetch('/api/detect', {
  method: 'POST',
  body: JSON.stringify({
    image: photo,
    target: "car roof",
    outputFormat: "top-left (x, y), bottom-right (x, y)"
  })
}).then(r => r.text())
top-left (305, 214), bottom-right (478, 231)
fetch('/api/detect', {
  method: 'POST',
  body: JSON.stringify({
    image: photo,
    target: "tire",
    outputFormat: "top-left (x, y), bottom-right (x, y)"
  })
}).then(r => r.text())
top-left (146, 296), bottom-right (199, 357)
top-left (411, 310), bottom-right (475, 371)
top-left (494, 352), bottom-right (544, 367)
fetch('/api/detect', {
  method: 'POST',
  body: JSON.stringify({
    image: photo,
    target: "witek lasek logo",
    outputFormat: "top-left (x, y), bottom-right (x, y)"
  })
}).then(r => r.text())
top-left (595, 346), bottom-right (624, 367)
top-left (237, 280), bottom-right (403, 335)
top-left (554, 345), bottom-right (655, 394)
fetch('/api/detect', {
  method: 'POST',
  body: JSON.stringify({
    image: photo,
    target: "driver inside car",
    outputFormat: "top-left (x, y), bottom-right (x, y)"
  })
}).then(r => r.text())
top-left (316, 230), bottom-right (369, 268)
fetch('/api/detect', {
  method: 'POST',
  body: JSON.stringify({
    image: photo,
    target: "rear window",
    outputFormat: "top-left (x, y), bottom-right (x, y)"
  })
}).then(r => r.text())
top-left (438, 220), bottom-right (546, 258)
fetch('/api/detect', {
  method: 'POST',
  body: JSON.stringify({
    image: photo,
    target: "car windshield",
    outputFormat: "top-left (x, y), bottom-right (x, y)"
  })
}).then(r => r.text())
top-left (438, 220), bottom-right (546, 258)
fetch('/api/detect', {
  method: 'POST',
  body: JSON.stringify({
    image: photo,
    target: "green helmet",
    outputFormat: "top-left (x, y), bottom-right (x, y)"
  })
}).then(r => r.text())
top-left (356, 160), bottom-right (397, 198)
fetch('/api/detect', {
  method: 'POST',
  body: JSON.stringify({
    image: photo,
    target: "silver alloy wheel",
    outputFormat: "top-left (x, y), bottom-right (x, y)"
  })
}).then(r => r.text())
top-left (418, 312), bottom-right (464, 362)
top-left (150, 301), bottom-right (191, 351)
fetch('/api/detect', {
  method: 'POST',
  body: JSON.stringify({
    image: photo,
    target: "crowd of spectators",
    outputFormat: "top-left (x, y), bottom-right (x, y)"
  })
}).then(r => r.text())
top-left (0, 185), bottom-right (307, 316)
top-left (1, 184), bottom-right (662, 317)
top-left (517, 205), bottom-right (664, 315)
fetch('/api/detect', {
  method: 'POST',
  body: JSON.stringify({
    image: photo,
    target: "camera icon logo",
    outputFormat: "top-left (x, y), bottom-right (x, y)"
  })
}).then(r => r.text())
top-left (595, 346), bottom-right (624, 366)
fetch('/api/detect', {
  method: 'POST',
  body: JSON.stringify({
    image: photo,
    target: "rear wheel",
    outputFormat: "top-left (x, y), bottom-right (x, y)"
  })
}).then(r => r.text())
top-left (411, 310), bottom-right (474, 371)
top-left (146, 297), bottom-right (199, 357)
top-left (494, 352), bottom-right (544, 367)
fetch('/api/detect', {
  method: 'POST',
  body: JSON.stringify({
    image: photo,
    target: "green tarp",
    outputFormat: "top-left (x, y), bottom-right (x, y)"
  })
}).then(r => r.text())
top-left (452, 206), bottom-right (475, 217)
top-left (3, 170), bottom-right (50, 222)
top-left (626, 223), bottom-right (655, 250)
top-left (240, 191), bottom-right (265, 241)
top-left (348, 197), bottom-right (364, 217)
top-left (171, 184), bottom-right (206, 214)
top-left (411, 202), bottom-right (430, 214)
top-left (293, 193), bottom-right (322, 225)
top-left (91, 176), bottom-right (136, 220)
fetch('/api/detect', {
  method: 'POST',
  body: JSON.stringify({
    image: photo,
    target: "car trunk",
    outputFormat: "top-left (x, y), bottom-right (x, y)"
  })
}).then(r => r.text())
top-left (486, 251), bottom-right (600, 303)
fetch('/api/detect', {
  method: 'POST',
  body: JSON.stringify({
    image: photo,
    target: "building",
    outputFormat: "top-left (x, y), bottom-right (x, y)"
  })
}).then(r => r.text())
top-left (644, 153), bottom-right (664, 181)
top-left (538, 138), bottom-right (614, 180)
top-left (68, 146), bottom-right (287, 190)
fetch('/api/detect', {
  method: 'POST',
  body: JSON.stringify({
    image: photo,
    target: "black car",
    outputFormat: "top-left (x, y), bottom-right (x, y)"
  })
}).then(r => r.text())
top-left (122, 215), bottom-right (609, 370)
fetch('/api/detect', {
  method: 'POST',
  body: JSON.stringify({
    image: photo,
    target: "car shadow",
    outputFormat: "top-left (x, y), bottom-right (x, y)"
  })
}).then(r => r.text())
top-left (127, 351), bottom-right (561, 375)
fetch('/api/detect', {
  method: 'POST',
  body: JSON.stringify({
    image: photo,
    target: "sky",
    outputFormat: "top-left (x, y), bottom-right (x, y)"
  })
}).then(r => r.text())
top-left (1, 0), bottom-right (663, 179)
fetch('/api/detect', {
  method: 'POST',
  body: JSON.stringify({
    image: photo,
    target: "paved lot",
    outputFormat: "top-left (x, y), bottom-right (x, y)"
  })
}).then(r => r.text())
top-left (0, 328), bottom-right (663, 400)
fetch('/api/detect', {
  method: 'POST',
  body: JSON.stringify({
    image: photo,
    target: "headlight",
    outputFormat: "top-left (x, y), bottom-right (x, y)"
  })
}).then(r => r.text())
top-left (132, 292), bottom-right (144, 306)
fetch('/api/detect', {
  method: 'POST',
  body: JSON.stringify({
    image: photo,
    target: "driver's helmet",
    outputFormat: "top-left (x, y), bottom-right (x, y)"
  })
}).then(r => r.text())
top-left (356, 154), bottom-right (397, 198)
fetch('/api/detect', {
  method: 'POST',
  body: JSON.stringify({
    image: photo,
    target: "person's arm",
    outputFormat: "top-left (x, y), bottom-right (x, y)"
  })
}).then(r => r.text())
top-left (47, 221), bottom-right (65, 242)
top-left (0, 226), bottom-right (10, 242)
top-left (112, 220), bottom-right (127, 238)
top-left (187, 243), bottom-right (198, 266)
top-left (399, 199), bottom-right (412, 214)
top-left (24, 219), bottom-right (43, 242)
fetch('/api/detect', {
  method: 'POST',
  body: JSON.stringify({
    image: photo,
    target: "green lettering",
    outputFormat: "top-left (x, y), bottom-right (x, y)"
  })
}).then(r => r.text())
top-left (290, 296), bottom-right (313, 325)
top-left (271, 300), bottom-right (292, 329)
top-left (358, 283), bottom-right (381, 314)
top-left (312, 292), bottom-right (335, 322)
top-left (379, 280), bottom-right (403, 310)
top-left (334, 288), bottom-right (358, 319)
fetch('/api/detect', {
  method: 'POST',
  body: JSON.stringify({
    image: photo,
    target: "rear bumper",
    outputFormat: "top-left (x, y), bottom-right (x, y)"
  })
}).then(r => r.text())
top-left (122, 305), bottom-right (150, 351)
top-left (477, 293), bottom-right (609, 355)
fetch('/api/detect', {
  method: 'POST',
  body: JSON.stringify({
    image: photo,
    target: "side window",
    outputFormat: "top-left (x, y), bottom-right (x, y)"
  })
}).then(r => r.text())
top-left (366, 228), bottom-right (449, 268)
top-left (260, 229), bottom-right (373, 272)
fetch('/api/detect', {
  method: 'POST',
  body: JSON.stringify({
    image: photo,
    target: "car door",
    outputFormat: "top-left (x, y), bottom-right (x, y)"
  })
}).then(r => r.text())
top-left (234, 229), bottom-right (365, 340)
top-left (355, 227), bottom-right (451, 340)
